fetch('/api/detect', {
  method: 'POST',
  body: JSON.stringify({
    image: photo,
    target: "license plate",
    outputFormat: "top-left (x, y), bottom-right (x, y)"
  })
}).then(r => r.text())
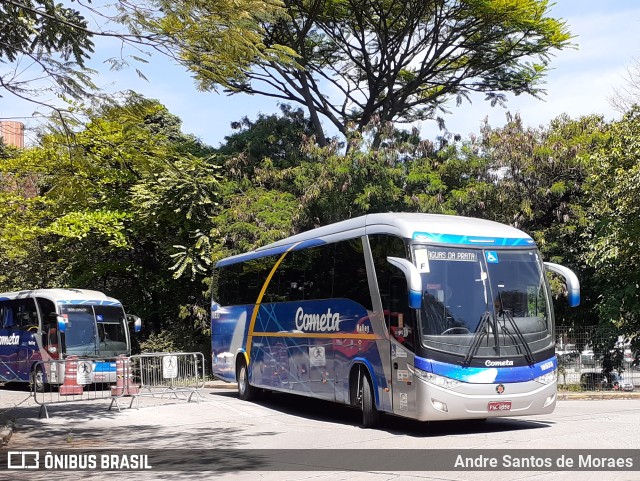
top-left (488, 401), bottom-right (512, 411)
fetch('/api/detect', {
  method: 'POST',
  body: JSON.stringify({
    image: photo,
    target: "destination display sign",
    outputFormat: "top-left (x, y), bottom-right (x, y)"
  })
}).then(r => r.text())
top-left (427, 249), bottom-right (478, 262)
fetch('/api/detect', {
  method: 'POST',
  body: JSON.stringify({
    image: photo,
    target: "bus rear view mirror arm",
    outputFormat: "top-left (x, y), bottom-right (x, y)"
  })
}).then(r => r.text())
top-left (544, 262), bottom-right (580, 307)
top-left (387, 257), bottom-right (422, 309)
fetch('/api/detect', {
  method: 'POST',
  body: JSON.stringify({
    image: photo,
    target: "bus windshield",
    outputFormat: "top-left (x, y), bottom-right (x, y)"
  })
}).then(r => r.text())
top-left (60, 305), bottom-right (129, 357)
top-left (414, 245), bottom-right (553, 362)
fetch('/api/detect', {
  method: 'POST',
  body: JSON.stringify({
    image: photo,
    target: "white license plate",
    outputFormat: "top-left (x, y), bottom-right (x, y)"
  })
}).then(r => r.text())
top-left (488, 401), bottom-right (512, 411)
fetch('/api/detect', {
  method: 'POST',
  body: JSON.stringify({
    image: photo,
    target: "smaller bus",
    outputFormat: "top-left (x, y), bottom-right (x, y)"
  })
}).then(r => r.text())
top-left (0, 289), bottom-right (141, 390)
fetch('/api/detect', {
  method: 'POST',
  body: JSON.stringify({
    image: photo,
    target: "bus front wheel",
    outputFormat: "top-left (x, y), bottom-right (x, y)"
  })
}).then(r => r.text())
top-left (359, 374), bottom-right (380, 428)
top-left (237, 361), bottom-right (257, 401)
top-left (31, 365), bottom-right (46, 393)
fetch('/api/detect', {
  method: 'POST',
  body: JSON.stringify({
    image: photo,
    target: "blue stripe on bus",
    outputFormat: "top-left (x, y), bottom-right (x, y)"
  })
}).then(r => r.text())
top-left (414, 356), bottom-right (556, 383)
top-left (93, 361), bottom-right (117, 373)
top-left (412, 232), bottom-right (535, 246)
top-left (58, 300), bottom-right (122, 306)
top-left (216, 239), bottom-right (327, 268)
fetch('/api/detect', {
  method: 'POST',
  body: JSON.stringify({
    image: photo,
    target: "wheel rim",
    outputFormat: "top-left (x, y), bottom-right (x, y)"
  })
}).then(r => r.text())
top-left (239, 365), bottom-right (247, 395)
top-left (34, 368), bottom-right (44, 392)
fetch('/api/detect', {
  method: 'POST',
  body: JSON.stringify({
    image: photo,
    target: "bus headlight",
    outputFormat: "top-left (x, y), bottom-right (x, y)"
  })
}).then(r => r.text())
top-left (409, 365), bottom-right (462, 390)
top-left (534, 369), bottom-right (557, 385)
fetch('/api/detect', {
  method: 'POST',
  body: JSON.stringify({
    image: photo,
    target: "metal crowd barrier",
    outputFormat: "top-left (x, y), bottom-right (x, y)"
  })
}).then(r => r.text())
top-left (32, 356), bottom-right (121, 418)
top-left (31, 352), bottom-right (205, 417)
top-left (124, 352), bottom-right (205, 409)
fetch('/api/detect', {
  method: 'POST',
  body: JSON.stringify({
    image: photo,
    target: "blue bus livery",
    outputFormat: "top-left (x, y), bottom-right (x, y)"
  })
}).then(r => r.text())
top-left (210, 213), bottom-right (580, 427)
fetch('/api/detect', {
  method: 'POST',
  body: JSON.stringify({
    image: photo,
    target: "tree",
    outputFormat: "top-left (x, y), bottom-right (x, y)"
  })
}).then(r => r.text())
top-left (211, 105), bottom-right (314, 256)
top-left (609, 59), bottom-right (640, 113)
top-left (0, 94), bottom-right (222, 337)
top-left (135, 0), bottom-right (572, 147)
top-left (458, 113), bottom-right (610, 326)
top-left (0, 0), bottom-right (284, 119)
top-left (0, 0), bottom-right (95, 109)
top-left (582, 107), bottom-right (640, 339)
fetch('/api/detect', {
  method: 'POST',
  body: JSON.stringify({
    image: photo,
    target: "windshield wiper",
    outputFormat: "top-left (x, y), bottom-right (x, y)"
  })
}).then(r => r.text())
top-left (463, 311), bottom-right (493, 367)
top-left (497, 294), bottom-right (535, 366)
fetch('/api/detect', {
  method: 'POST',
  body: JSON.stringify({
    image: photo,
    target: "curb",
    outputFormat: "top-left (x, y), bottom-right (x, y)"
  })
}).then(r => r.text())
top-left (204, 381), bottom-right (238, 390)
top-left (558, 391), bottom-right (640, 401)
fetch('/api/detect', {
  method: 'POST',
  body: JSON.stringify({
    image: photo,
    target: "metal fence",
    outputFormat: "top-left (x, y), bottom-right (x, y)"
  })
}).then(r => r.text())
top-left (125, 352), bottom-right (205, 408)
top-left (32, 356), bottom-right (120, 418)
top-left (31, 352), bottom-right (205, 417)
top-left (555, 326), bottom-right (639, 391)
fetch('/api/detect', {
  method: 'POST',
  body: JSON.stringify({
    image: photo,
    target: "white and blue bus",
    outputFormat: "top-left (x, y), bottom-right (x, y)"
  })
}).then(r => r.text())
top-left (0, 289), bottom-right (141, 390)
top-left (210, 213), bottom-right (580, 427)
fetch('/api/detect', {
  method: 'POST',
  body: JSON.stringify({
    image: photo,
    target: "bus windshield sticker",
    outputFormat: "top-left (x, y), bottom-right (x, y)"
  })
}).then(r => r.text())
top-left (414, 248), bottom-right (430, 272)
top-left (485, 251), bottom-right (499, 263)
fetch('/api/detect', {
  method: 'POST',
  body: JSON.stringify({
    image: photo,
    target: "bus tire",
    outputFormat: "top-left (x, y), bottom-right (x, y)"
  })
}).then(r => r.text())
top-left (237, 361), bottom-right (257, 401)
top-left (360, 374), bottom-right (380, 428)
top-left (31, 365), bottom-right (46, 393)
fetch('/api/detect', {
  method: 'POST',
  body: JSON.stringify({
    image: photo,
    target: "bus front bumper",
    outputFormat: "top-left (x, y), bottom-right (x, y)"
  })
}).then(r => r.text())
top-left (412, 378), bottom-right (557, 421)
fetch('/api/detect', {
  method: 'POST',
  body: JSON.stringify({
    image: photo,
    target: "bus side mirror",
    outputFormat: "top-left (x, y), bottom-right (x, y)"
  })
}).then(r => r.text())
top-left (56, 315), bottom-right (67, 333)
top-left (387, 257), bottom-right (423, 309)
top-left (544, 262), bottom-right (580, 307)
top-left (127, 314), bottom-right (142, 333)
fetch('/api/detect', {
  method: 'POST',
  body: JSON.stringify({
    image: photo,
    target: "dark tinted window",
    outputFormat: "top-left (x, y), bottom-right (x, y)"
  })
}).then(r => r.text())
top-left (302, 244), bottom-right (334, 300)
top-left (0, 298), bottom-right (39, 331)
top-left (369, 234), bottom-right (414, 350)
top-left (333, 238), bottom-right (372, 310)
top-left (215, 238), bottom-right (372, 310)
top-left (215, 256), bottom-right (278, 306)
top-left (263, 244), bottom-right (335, 303)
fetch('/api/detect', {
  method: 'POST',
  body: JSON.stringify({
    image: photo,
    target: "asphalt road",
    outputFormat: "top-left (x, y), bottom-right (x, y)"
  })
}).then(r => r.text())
top-left (1, 384), bottom-right (639, 480)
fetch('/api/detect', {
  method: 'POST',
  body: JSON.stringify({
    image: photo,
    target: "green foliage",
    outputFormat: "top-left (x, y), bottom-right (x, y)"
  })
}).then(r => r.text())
top-left (0, 0), bottom-right (101, 114)
top-left (6, 89), bottom-right (640, 361)
top-left (134, 0), bottom-right (572, 145)
top-left (582, 107), bottom-right (640, 335)
top-left (0, 94), bottom-right (221, 337)
top-left (138, 327), bottom-right (209, 356)
top-left (0, 0), bottom-right (93, 65)
top-left (115, 0), bottom-right (290, 89)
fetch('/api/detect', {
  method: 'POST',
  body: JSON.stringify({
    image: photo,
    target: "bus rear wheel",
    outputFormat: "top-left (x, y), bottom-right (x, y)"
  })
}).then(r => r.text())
top-left (237, 361), bottom-right (257, 401)
top-left (359, 374), bottom-right (380, 428)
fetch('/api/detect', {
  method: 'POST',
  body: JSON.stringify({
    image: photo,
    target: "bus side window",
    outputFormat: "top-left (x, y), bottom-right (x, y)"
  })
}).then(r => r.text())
top-left (43, 313), bottom-right (60, 356)
top-left (369, 234), bottom-right (415, 351)
top-left (1, 302), bottom-right (14, 328)
top-left (10, 298), bottom-right (38, 332)
top-left (388, 275), bottom-right (414, 351)
top-left (333, 239), bottom-right (373, 310)
top-left (34, 297), bottom-right (57, 354)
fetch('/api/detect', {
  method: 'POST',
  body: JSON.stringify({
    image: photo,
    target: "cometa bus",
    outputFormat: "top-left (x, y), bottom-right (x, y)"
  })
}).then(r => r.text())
top-left (210, 213), bottom-right (579, 427)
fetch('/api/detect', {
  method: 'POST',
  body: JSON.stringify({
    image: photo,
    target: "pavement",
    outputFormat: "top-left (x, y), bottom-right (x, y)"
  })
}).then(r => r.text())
top-left (203, 379), bottom-right (640, 399)
top-left (2, 380), bottom-right (639, 451)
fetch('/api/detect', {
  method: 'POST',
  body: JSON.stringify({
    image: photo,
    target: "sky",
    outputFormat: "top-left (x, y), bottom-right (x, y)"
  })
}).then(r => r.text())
top-left (2, 1), bottom-right (640, 148)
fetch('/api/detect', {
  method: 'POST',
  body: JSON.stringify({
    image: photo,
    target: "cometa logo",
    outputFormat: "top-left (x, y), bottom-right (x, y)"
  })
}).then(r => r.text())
top-left (295, 307), bottom-right (341, 332)
top-left (0, 334), bottom-right (20, 346)
top-left (485, 359), bottom-right (514, 367)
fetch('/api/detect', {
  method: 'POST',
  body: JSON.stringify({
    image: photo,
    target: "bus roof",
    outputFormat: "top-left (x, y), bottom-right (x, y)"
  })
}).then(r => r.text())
top-left (216, 213), bottom-right (535, 268)
top-left (0, 288), bottom-right (122, 305)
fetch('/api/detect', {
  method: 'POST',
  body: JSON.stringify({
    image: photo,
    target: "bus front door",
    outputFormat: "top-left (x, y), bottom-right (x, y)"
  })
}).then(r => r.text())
top-left (390, 335), bottom-right (417, 416)
top-left (387, 276), bottom-right (418, 417)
